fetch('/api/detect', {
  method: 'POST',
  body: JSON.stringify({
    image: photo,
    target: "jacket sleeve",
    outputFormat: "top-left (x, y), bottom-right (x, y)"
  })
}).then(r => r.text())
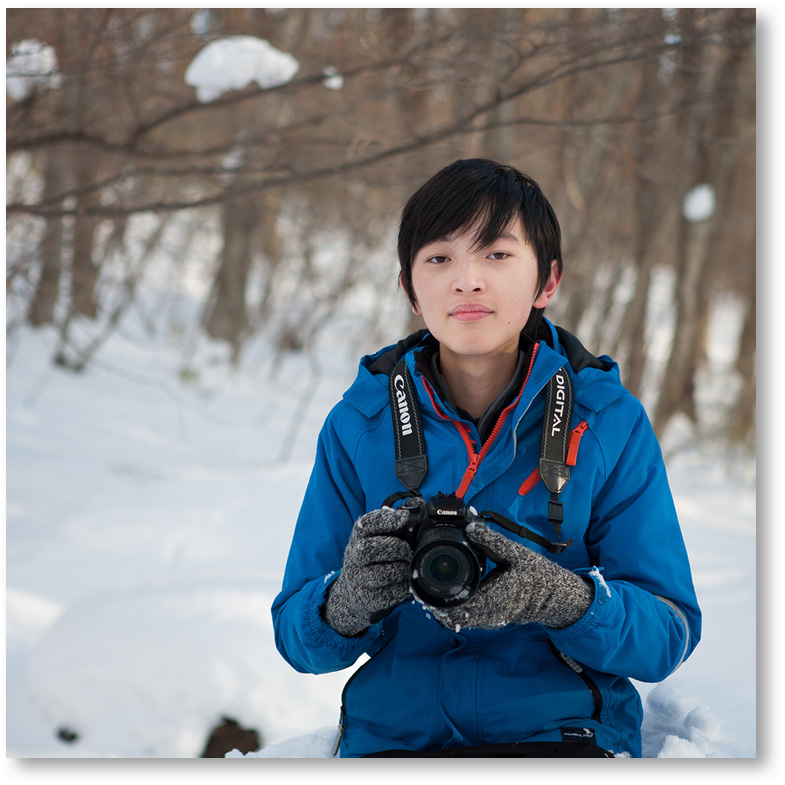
top-left (547, 396), bottom-right (701, 682)
top-left (271, 407), bottom-right (385, 675)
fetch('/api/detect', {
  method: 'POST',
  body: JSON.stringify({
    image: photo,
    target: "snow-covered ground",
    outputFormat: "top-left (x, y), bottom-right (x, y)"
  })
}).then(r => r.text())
top-left (5, 297), bottom-right (757, 765)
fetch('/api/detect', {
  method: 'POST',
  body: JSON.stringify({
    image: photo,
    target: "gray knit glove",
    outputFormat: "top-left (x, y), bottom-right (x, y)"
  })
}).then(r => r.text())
top-left (431, 521), bottom-right (593, 631)
top-left (323, 507), bottom-right (413, 637)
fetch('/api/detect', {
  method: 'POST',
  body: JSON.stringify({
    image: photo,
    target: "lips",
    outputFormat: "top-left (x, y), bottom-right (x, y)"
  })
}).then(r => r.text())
top-left (449, 304), bottom-right (493, 322)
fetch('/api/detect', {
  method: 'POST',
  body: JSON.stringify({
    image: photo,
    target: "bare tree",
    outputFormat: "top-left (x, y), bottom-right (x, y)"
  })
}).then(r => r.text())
top-left (6, 8), bottom-right (755, 447)
top-left (652, 9), bottom-right (754, 434)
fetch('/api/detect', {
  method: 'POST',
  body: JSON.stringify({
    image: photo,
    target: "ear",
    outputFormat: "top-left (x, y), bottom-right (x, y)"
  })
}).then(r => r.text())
top-left (532, 260), bottom-right (561, 309)
top-left (399, 273), bottom-right (421, 315)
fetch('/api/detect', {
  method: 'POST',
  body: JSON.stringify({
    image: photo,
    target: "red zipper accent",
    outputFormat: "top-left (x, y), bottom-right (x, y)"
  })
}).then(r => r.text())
top-left (518, 467), bottom-right (541, 496)
top-left (423, 344), bottom-right (541, 499)
top-left (421, 381), bottom-right (480, 498)
top-left (519, 420), bottom-right (589, 495)
top-left (456, 451), bottom-right (480, 498)
top-left (566, 420), bottom-right (589, 466)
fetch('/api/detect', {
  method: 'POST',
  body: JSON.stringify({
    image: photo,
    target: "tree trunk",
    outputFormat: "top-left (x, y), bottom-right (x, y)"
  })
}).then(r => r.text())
top-left (616, 56), bottom-right (665, 398)
top-left (203, 192), bottom-right (258, 354)
top-left (727, 256), bottom-right (755, 446)
top-left (70, 150), bottom-right (101, 319)
top-left (28, 148), bottom-right (66, 326)
top-left (653, 17), bottom-right (747, 435)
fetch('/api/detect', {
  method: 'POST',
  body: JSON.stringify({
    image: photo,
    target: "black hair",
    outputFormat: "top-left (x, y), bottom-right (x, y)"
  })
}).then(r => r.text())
top-left (397, 158), bottom-right (563, 336)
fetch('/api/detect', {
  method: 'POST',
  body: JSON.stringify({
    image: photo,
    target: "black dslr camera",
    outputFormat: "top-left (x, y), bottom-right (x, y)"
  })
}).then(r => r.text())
top-left (397, 493), bottom-right (486, 608)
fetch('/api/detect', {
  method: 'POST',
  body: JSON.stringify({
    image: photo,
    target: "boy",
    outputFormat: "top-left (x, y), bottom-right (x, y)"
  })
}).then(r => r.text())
top-left (271, 158), bottom-right (701, 757)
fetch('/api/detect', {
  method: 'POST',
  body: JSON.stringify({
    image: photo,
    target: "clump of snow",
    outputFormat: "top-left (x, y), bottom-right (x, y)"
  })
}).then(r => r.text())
top-left (683, 184), bottom-right (716, 222)
top-left (322, 67), bottom-right (344, 90)
top-left (658, 735), bottom-right (706, 758)
top-left (589, 566), bottom-right (612, 597)
top-left (641, 683), bottom-right (723, 758)
top-left (6, 38), bottom-right (62, 100)
top-left (229, 726), bottom-right (337, 758)
top-left (185, 36), bottom-right (299, 103)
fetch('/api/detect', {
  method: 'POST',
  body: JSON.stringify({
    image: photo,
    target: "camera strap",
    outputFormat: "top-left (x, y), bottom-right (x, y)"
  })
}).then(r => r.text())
top-left (481, 510), bottom-right (571, 554)
top-left (389, 356), bottom-right (428, 492)
top-left (388, 356), bottom-right (574, 548)
top-left (538, 367), bottom-right (574, 546)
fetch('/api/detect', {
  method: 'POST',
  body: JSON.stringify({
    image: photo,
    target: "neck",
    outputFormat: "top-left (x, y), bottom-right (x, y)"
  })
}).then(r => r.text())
top-left (439, 349), bottom-right (519, 420)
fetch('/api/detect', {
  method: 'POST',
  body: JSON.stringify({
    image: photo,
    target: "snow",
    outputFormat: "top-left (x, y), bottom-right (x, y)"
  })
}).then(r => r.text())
top-left (227, 726), bottom-right (337, 758)
top-left (4, 294), bottom-right (760, 770)
top-left (322, 67), bottom-right (344, 90)
top-left (6, 321), bottom-right (351, 760)
top-left (641, 683), bottom-right (723, 758)
top-left (5, 38), bottom-right (62, 101)
top-left (682, 184), bottom-right (716, 222)
top-left (589, 566), bottom-right (612, 598)
top-left (185, 36), bottom-right (299, 103)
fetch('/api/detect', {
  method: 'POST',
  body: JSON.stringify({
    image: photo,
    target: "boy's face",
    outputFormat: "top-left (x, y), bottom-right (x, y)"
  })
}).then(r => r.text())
top-left (410, 216), bottom-right (560, 368)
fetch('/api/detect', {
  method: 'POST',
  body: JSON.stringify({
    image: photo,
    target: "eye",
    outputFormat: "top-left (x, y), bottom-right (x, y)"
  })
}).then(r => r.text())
top-left (488, 251), bottom-right (510, 260)
top-left (425, 254), bottom-right (450, 264)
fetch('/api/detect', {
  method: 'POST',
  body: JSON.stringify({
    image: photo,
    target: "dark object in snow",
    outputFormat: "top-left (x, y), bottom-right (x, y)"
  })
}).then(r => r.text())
top-left (200, 716), bottom-right (260, 758)
top-left (57, 726), bottom-right (79, 744)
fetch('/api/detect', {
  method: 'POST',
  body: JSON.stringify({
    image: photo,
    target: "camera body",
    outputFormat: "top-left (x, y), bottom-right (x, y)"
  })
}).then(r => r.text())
top-left (398, 493), bottom-right (486, 608)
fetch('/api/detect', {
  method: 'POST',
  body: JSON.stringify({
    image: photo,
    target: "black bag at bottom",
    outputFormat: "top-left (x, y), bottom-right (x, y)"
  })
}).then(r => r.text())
top-left (364, 741), bottom-right (614, 758)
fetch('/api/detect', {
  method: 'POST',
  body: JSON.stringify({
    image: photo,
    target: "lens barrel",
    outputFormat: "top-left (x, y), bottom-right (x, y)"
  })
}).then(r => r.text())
top-left (410, 525), bottom-right (482, 608)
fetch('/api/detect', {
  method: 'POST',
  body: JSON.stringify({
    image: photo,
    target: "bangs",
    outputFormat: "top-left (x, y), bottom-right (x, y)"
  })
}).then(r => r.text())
top-left (411, 171), bottom-right (527, 255)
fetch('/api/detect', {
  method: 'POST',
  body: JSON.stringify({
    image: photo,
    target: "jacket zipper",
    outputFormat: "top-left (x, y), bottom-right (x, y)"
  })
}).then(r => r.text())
top-left (422, 344), bottom-right (541, 500)
top-left (455, 426), bottom-right (481, 498)
top-left (547, 641), bottom-right (603, 721)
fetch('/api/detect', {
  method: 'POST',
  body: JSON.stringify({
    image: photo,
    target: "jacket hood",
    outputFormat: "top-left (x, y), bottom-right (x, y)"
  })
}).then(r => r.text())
top-left (539, 320), bottom-right (627, 413)
top-left (342, 330), bottom-right (428, 419)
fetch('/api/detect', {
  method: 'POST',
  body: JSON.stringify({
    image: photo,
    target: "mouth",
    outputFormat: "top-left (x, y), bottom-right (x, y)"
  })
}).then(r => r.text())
top-left (449, 304), bottom-right (493, 322)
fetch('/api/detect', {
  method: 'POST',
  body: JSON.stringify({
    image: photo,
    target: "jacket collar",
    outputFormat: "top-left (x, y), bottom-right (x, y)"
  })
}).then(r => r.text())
top-left (416, 339), bottom-right (535, 444)
top-left (344, 319), bottom-right (625, 420)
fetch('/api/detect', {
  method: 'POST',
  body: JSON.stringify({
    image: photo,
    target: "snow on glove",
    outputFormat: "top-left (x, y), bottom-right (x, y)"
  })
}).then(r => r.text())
top-left (323, 507), bottom-right (413, 637)
top-left (431, 520), bottom-right (593, 632)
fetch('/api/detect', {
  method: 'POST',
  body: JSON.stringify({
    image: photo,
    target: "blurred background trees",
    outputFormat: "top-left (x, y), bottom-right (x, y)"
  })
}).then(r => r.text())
top-left (6, 7), bottom-right (755, 449)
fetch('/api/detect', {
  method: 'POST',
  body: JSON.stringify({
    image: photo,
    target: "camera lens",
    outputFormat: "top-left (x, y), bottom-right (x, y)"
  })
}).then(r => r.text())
top-left (411, 534), bottom-right (481, 607)
top-left (423, 547), bottom-right (464, 586)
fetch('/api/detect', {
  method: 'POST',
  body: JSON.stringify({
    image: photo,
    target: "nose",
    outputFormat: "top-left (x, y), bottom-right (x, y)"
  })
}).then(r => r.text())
top-left (452, 255), bottom-right (485, 294)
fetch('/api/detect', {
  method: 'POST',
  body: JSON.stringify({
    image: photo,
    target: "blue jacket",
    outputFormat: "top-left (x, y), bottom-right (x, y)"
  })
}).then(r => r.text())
top-left (271, 322), bottom-right (701, 757)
